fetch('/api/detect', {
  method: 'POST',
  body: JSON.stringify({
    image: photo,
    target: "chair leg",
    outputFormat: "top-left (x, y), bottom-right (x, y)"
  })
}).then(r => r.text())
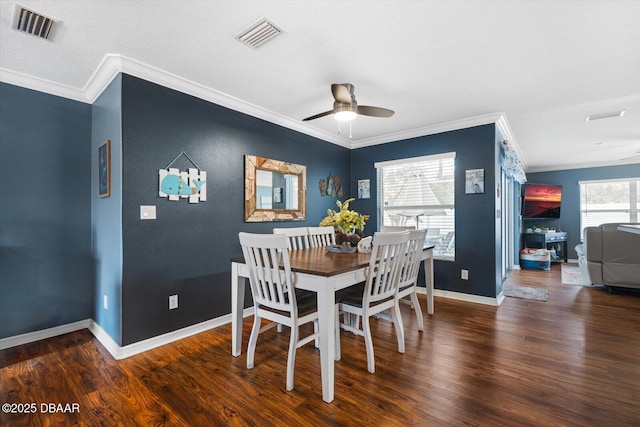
top-left (392, 302), bottom-right (405, 354)
top-left (362, 316), bottom-right (376, 373)
top-left (410, 292), bottom-right (424, 331)
top-left (286, 324), bottom-right (298, 391)
top-left (247, 315), bottom-right (262, 369)
top-left (277, 323), bottom-right (283, 333)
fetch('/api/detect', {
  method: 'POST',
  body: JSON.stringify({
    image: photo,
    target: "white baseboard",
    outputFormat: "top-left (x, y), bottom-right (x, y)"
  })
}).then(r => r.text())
top-left (87, 321), bottom-right (121, 358)
top-left (90, 307), bottom-right (255, 360)
top-left (0, 319), bottom-right (91, 350)
top-left (432, 289), bottom-right (502, 306)
top-left (1, 307), bottom-right (255, 358)
top-left (415, 287), bottom-right (502, 306)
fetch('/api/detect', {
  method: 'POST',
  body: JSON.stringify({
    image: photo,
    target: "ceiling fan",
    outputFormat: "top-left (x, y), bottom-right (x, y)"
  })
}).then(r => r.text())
top-left (302, 83), bottom-right (394, 122)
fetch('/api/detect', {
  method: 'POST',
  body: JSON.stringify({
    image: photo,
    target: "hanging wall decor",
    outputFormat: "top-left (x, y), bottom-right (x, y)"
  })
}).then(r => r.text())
top-left (358, 179), bottom-right (370, 199)
top-left (158, 152), bottom-right (207, 203)
top-left (321, 171), bottom-right (344, 198)
top-left (465, 169), bottom-right (485, 194)
top-left (98, 139), bottom-right (111, 198)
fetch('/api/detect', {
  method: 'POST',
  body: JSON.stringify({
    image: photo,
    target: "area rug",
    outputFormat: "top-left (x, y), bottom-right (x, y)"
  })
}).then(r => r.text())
top-left (561, 263), bottom-right (590, 286)
top-left (502, 285), bottom-right (548, 301)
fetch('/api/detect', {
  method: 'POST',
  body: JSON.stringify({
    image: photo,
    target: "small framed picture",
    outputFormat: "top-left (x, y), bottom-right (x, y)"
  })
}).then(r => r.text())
top-left (465, 169), bottom-right (484, 194)
top-left (358, 179), bottom-right (370, 199)
top-left (98, 140), bottom-right (111, 198)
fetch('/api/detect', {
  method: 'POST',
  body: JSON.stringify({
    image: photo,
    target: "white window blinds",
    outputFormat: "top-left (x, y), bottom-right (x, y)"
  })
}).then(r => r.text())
top-left (579, 177), bottom-right (640, 237)
top-left (376, 152), bottom-right (456, 260)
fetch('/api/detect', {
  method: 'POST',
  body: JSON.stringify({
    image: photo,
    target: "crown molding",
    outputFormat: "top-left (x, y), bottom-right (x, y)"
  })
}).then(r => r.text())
top-left (1, 55), bottom-right (523, 156)
top-left (495, 113), bottom-right (527, 171)
top-left (350, 112), bottom-right (516, 150)
top-left (0, 67), bottom-right (89, 102)
top-left (83, 54), bottom-right (353, 149)
top-left (526, 158), bottom-right (640, 173)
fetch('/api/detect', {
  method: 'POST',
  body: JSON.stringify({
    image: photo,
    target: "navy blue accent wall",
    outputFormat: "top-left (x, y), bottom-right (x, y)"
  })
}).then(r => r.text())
top-left (120, 75), bottom-right (350, 345)
top-left (526, 163), bottom-right (640, 259)
top-left (0, 82), bottom-right (92, 338)
top-left (91, 75), bottom-right (124, 344)
top-left (351, 124), bottom-right (499, 298)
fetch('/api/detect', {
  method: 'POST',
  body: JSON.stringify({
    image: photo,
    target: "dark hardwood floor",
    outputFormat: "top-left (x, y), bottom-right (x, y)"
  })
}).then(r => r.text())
top-left (2, 264), bottom-right (640, 426)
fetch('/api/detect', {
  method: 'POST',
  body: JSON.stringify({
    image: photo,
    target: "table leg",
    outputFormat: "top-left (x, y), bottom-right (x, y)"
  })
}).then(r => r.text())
top-left (316, 286), bottom-right (335, 403)
top-left (231, 262), bottom-right (245, 357)
top-left (423, 255), bottom-right (434, 315)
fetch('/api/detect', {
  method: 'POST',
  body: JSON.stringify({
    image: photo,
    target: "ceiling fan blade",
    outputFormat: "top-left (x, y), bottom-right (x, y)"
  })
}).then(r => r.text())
top-left (357, 105), bottom-right (394, 118)
top-left (331, 83), bottom-right (354, 104)
top-left (302, 110), bottom-right (334, 121)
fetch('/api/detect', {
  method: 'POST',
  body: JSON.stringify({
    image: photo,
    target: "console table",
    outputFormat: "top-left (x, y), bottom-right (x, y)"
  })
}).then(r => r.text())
top-left (522, 231), bottom-right (568, 262)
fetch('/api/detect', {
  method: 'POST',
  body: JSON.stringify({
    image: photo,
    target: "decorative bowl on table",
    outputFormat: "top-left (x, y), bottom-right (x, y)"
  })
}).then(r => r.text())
top-left (325, 244), bottom-right (357, 254)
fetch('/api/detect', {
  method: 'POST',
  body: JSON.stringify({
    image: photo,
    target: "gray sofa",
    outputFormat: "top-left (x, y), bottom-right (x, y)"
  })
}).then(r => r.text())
top-left (576, 223), bottom-right (640, 289)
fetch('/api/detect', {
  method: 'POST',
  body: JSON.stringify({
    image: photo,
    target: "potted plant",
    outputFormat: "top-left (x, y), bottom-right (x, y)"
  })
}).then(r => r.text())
top-left (319, 198), bottom-right (369, 245)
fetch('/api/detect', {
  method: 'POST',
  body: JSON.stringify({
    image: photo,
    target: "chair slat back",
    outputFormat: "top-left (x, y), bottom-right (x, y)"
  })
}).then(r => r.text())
top-left (239, 232), bottom-right (296, 314)
top-left (364, 231), bottom-right (409, 305)
top-left (380, 225), bottom-right (415, 232)
top-left (398, 229), bottom-right (428, 289)
top-left (273, 227), bottom-right (310, 250)
top-left (307, 226), bottom-right (336, 248)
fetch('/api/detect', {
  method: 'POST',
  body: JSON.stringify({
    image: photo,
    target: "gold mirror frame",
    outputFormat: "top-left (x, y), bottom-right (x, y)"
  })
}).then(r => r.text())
top-left (245, 155), bottom-right (307, 222)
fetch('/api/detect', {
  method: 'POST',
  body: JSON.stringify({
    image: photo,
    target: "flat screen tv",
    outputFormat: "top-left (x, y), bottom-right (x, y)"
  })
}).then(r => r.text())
top-left (523, 183), bottom-right (562, 219)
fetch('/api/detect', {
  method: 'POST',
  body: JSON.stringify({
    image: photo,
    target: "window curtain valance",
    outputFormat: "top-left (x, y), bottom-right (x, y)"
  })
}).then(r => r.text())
top-left (500, 142), bottom-right (526, 183)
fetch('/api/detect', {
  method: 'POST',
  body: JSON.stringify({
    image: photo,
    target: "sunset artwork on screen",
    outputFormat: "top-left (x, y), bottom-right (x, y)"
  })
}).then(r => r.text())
top-left (523, 184), bottom-right (562, 219)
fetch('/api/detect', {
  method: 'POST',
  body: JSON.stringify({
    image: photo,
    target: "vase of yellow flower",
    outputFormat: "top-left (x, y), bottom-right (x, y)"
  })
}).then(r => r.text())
top-left (319, 198), bottom-right (369, 246)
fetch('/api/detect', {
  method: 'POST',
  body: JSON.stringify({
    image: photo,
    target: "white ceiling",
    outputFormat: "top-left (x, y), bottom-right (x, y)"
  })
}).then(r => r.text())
top-left (1, 0), bottom-right (639, 172)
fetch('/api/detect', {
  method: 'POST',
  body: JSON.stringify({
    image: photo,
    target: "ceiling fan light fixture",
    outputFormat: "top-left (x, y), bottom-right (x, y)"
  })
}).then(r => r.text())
top-left (334, 110), bottom-right (357, 121)
top-left (333, 103), bottom-right (357, 121)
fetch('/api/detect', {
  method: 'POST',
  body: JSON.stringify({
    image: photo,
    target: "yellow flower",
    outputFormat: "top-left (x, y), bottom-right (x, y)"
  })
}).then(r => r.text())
top-left (320, 198), bottom-right (369, 234)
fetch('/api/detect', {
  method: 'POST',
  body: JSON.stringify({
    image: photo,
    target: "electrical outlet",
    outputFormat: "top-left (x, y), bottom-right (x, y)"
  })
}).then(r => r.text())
top-left (103, 295), bottom-right (108, 309)
top-left (169, 294), bottom-right (178, 310)
top-left (461, 269), bottom-right (469, 280)
top-left (140, 205), bottom-right (157, 220)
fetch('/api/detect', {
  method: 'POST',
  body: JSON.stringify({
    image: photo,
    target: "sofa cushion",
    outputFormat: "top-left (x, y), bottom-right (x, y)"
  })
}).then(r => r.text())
top-left (584, 226), bottom-right (603, 263)
top-left (601, 223), bottom-right (640, 264)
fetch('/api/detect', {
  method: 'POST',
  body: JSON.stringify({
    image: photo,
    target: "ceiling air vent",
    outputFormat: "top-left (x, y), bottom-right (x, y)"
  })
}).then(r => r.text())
top-left (235, 18), bottom-right (283, 49)
top-left (13, 6), bottom-right (55, 40)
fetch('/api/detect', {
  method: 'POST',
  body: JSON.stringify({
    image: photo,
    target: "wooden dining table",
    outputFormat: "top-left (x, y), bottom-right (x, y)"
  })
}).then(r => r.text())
top-left (230, 245), bottom-right (434, 403)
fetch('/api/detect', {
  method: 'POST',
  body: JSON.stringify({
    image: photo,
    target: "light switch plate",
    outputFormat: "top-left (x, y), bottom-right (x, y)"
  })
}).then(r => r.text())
top-left (140, 205), bottom-right (156, 220)
top-left (169, 294), bottom-right (178, 310)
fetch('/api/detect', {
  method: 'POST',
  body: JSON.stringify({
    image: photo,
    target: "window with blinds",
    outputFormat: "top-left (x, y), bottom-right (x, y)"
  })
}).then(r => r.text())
top-left (579, 177), bottom-right (640, 237)
top-left (375, 152), bottom-right (456, 260)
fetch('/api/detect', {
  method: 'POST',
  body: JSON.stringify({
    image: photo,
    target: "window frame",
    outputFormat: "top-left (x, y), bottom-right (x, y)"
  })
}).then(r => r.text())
top-left (578, 177), bottom-right (640, 237)
top-left (375, 152), bottom-right (456, 261)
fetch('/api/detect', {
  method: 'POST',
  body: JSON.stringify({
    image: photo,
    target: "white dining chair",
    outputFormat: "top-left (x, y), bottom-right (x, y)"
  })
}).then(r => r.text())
top-left (238, 232), bottom-right (319, 391)
top-left (396, 229), bottom-right (428, 332)
top-left (307, 226), bottom-right (336, 248)
top-left (273, 227), bottom-right (310, 250)
top-left (380, 225), bottom-right (415, 232)
top-left (336, 231), bottom-right (410, 373)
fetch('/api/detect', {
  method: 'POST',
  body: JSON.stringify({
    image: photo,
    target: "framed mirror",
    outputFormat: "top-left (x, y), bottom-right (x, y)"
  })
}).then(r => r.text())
top-left (245, 155), bottom-right (306, 222)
